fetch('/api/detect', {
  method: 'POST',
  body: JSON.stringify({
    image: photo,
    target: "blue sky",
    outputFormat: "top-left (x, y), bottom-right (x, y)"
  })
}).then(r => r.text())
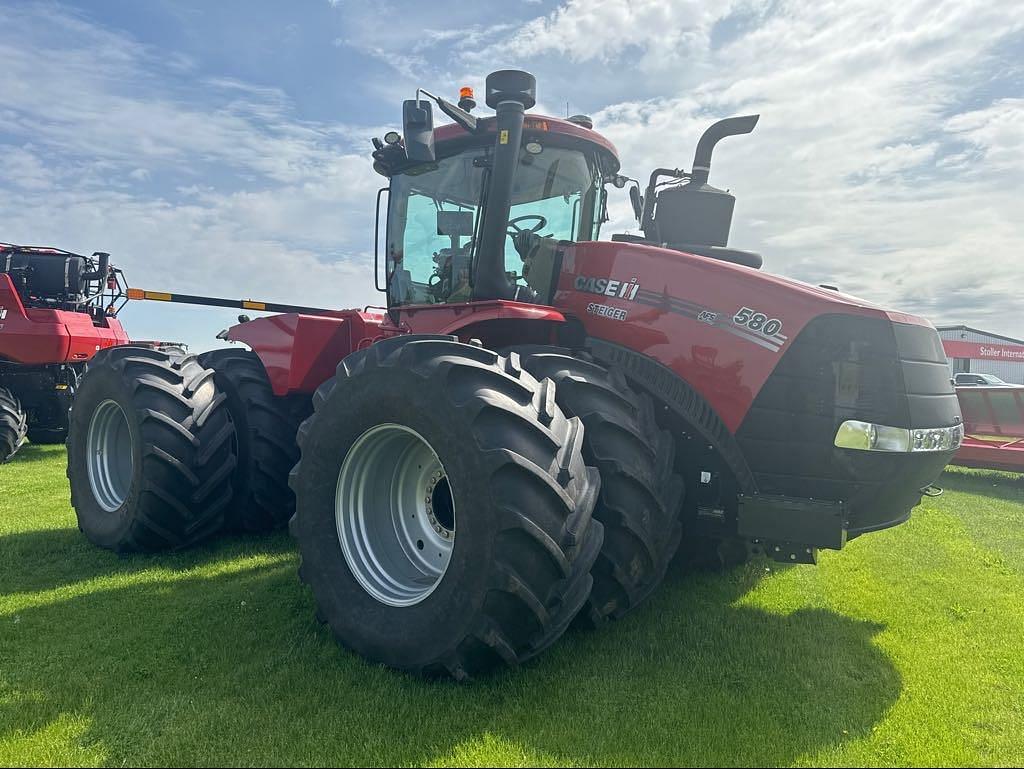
top-left (1, 0), bottom-right (1022, 350)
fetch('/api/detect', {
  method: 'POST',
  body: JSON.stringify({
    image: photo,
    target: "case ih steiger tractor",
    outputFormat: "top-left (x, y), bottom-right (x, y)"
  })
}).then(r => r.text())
top-left (0, 244), bottom-right (131, 461)
top-left (65, 70), bottom-right (964, 679)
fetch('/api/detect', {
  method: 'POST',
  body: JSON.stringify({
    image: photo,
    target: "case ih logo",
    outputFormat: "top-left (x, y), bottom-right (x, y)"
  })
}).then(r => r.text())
top-left (574, 275), bottom-right (640, 301)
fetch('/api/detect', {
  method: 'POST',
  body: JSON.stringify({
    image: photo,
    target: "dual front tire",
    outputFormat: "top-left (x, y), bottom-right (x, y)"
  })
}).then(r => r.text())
top-left (67, 337), bottom-right (687, 677)
top-left (289, 337), bottom-right (604, 677)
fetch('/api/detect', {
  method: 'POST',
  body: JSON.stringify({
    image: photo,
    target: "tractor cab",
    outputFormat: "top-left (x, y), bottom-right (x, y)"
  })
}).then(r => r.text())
top-left (383, 129), bottom-right (610, 306)
top-left (372, 71), bottom-right (620, 309)
top-left (373, 69), bottom-right (765, 314)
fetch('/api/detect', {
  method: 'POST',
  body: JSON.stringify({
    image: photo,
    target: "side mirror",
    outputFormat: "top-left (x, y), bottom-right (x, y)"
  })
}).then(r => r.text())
top-left (629, 185), bottom-right (644, 223)
top-left (612, 174), bottom-right (629, 189)
top-left (402, 99), bottom-right (435, 162)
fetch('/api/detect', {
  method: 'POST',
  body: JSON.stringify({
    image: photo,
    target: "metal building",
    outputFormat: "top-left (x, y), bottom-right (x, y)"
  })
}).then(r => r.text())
top-left (937, 325), bottom-right (1024, 384)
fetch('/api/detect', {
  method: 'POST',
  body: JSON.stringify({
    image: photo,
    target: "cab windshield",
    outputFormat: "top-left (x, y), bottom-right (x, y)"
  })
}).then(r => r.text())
top-left (386, 139), bottom-right (604, 305)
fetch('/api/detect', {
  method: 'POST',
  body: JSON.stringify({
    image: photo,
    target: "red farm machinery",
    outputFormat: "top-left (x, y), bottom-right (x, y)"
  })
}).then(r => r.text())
top-left (0, 245), bottom-right (329, 463)
top-left (0, 245), bottom-right (131, 461)
top-left (951, 386), bottom-right (1024, 472)
top-left (60, 70), bottom-right (964, 678)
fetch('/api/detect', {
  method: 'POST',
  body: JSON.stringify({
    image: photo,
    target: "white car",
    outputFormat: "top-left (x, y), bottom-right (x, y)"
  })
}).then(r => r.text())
top-left (954, 373), bottom-right (1018, 387)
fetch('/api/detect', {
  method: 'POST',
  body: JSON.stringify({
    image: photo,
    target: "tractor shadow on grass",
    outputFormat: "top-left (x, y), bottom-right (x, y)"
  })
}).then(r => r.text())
top-left (5, 443), bottom-right (65, 464)
top-left (0, 540), bottom-right (901, 767)
top-left (0, 525), bottom-right (296, 596)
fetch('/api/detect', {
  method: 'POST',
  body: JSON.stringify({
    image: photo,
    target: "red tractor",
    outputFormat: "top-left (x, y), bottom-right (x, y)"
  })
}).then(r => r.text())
top-left (65, 70), bottom-right (963, 678)
top-left (0, 245), bottom-right (130, 461)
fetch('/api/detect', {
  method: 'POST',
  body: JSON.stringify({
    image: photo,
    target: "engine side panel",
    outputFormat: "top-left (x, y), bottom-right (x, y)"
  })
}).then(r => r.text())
top-left (388, 300), bottom-right (565, 335)
top-left (556, 241), bottom-right (892, 432)
top-left (557, 241), bottom-right (960, 541)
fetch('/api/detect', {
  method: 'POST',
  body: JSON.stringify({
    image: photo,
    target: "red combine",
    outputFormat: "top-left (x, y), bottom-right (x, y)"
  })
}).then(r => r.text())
top-left (65, 70), bottom-right (963, 678)
top-left (0, 245), bottom-right (130, 460)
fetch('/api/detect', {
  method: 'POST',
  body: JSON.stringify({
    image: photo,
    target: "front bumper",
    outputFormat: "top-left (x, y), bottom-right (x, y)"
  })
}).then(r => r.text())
top-left (735, 314), bottom-right (962, 558)
top-left (737, 444), bottom-right (957, 563)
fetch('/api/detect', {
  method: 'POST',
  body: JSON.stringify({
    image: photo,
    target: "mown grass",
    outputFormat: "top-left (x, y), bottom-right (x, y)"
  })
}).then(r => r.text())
top-left (1, 445), bottom-right (1022, 767)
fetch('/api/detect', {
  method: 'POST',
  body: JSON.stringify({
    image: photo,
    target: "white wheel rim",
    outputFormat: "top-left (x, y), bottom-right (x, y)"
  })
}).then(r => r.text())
top-left (335, 423), bottom-right (456, 607)
top-left (86, 400), bottom-right (134, 512)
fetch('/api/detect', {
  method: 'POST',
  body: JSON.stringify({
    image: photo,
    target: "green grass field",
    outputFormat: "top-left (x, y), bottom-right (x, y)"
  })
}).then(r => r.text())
top-left (1, 445), bottom-right (1022, 767)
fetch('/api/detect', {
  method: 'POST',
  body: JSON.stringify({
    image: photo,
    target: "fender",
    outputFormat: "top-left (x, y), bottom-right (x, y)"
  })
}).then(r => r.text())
top-left (392, 300), bottom-right (565, 336)
top-left (587, 336), bottom-right (756, 494)
top-left (225, 310), bottom-right (387, 396)
top-left (385, 300), bottom-right (566, 348)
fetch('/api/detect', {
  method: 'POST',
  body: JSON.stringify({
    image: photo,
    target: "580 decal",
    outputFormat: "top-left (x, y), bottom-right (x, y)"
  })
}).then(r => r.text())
top-left (733, 306), bottom-right (783, 337)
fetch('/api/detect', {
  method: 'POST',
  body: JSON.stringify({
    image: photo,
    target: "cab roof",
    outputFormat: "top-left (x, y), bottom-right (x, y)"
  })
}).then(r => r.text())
top-left (433, 114), bottom-right (620, 173)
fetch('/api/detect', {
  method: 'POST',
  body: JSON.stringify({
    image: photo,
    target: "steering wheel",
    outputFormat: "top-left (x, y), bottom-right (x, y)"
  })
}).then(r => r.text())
top-left (507, 214), bottom-right (548, 235)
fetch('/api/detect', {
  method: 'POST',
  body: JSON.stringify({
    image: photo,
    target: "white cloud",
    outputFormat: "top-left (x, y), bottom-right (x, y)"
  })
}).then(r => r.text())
top-left (859, 143), bottom-right (939, 178)
top-left (0, 7), bottom-right (359, 188)
top-left (944, 98), bottom-right (1024, 174)
top-left (0, 4), bottom-right (384, 350)
top-left (488, 0), bottom-right (733, 65)
top-left (1, 0), bottom-right (1023, 349)
top-left (0, 145), bottom-right (56, 191)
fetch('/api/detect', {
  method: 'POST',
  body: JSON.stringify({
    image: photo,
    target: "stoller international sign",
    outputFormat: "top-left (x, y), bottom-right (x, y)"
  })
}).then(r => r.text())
top-left (942, 340), bottom-right (1024, 361)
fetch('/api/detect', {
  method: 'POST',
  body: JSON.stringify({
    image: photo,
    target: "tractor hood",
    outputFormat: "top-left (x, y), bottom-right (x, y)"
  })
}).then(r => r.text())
top-left (555, 239), bottom-right (949, 433)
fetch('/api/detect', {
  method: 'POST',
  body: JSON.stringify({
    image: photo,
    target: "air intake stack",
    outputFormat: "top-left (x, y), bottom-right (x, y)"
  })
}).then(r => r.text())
top-left (472, 69), bottom-right (537, 301)
top-left (641, 115), bottom-right (759, 249)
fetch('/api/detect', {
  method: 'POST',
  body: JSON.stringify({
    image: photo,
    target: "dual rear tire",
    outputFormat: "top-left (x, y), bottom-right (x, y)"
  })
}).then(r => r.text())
top-left (198, 348), bottom-right (308, 533)
top-left (68, 347), bottom-right (307, 551)
top-left (67, 346), bottom-right (236, 551)
top-left (510, 347), bottom-right (685, 625)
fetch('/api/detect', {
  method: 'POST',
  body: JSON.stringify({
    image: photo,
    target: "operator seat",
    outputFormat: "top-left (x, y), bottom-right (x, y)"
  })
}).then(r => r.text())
top-left (513, 232), bottom-right (561, 303)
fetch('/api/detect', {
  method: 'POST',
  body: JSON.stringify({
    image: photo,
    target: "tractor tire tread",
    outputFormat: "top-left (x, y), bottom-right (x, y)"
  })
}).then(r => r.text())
top-left (199, 348), bottom-right (308, 532)
top-left (67, 345), bottom-right (235, 551)
top-left (0, 387), bottom-right (28, 462)
top-left (290, 335), bottom-right (604, 679)
top-left (510, 345), bottom-right (685, 626)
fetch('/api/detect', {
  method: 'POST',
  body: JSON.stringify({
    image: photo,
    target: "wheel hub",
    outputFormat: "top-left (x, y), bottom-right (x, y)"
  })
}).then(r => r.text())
top-left (426, 474), bottom-right (455, 537)
top-left (335, 423), bottom-right (456, 607)
top-left (86, 399), bottom-right (134, 512)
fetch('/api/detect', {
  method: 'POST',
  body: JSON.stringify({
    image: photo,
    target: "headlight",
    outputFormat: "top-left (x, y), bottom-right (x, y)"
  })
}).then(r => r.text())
top-left (834, 420), bottom-right (963, 453)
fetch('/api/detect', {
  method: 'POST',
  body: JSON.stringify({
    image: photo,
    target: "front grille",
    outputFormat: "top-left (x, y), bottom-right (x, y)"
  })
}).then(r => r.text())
top-left (736, 314), bottom-right (960, 533)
